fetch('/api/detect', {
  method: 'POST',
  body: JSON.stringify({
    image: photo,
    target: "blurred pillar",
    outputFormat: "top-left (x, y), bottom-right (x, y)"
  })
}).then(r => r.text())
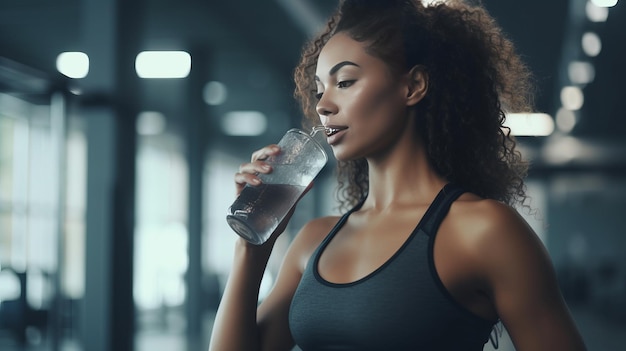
top-left (185, 47), bottom-right (209, 349)
top-left (79, 0), bottom-right (143, 351)
top-left (50, 91), bottom-right (69, 351)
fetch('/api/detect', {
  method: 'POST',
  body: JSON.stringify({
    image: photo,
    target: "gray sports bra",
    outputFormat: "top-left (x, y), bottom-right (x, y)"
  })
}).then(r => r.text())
top-left (289, 184), bottom-right (497, 350)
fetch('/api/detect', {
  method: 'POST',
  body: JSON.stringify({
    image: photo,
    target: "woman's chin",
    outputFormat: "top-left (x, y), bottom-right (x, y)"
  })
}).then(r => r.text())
top-left (331, 149), bottom-right (360, 163)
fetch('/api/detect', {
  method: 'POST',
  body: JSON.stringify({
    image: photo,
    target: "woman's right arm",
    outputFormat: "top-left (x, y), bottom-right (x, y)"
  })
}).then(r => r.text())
top-left (208, 236), bottom-right (283, 351)
top-left (209, 145), bottom-right (305, 351)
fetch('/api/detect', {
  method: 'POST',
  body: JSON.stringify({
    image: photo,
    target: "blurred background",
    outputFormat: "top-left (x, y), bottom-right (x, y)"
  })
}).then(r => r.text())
top-left (0, 0), bottom-right (624, 350)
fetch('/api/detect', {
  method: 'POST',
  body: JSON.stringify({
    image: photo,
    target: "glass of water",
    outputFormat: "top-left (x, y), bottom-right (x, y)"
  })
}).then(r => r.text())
top-left (226, 128), bottom-right (328, 245)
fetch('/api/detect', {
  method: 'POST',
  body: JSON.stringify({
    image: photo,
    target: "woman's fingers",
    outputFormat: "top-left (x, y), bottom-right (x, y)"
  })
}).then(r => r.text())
top-left (234, 144), bottom-right (281, 194)
top-left (251, 144), bottom-right (280, 162)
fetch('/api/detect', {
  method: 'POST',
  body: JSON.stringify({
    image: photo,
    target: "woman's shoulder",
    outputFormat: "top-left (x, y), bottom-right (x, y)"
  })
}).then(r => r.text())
top-left (444, 193), bottom-right (543, 265)
top-left (449, 193), bottom-right (530, 234)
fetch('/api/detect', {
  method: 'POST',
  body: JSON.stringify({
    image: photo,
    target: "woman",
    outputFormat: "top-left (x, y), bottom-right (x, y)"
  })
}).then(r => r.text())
top-left (209, 0), bottom-right (587, 350)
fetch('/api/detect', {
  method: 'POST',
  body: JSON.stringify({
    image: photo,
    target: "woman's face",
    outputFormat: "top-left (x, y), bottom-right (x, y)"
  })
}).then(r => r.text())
top-left (315, 32), bottom-right (412, 161)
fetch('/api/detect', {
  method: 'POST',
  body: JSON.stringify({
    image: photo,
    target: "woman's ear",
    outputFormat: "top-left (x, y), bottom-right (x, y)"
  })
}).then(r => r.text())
top-left (405, 65), bottom-right (428, 106)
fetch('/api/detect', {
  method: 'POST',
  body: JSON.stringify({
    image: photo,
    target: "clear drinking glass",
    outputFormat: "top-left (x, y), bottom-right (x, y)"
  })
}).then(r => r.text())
top-left (226, 128), bottom-right (328, 245)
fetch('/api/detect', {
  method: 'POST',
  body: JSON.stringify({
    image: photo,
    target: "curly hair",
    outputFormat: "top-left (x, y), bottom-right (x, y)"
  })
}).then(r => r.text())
top-left (294, 0), bottom-right (533, 211)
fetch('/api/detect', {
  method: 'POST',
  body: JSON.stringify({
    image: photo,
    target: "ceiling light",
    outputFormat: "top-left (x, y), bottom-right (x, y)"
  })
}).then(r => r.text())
top-left (586, 2), bottom-right (609, 22)
top-left (504, 113), bottom-right (554, 136)
top-left (221, 111), bottom-right (267, 136)
top-left (582, 32), bottom-right (602, 57)
top-left (555, 108), bottom-right (577, 133)
top-left (590, 0), bottom-right (618, 8)
top-left (135, 51), bottom-right (191, 79)
top-left (568, 61), bottom-right (595, 85)
top-left (560, 86), bottom-right (584, 111)
top-left (56, 52), bottom-right (89, 79)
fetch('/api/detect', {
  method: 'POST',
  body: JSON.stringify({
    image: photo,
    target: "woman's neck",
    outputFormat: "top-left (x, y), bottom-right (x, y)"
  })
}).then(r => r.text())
top-left (363, 132), bottom-right (447, 211)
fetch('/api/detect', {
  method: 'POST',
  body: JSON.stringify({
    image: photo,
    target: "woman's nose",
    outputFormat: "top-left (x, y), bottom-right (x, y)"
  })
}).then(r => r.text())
top-left (315, 93), bottom-right (337, 117)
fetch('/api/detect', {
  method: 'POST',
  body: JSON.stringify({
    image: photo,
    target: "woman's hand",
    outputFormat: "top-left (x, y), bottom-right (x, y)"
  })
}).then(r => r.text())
top-left (234, 144), bottom-right (281, 196)
top-left (233, 143), bottom-right (314, 245)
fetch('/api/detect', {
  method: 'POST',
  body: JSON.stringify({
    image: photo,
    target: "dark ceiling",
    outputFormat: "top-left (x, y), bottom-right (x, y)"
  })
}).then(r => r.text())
top-left (1, 0), bottom-right (625, 165)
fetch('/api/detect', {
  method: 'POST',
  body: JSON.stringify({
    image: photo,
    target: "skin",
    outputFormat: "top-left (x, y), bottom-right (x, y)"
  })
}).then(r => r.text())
top-left (209, 32), bottom-right (587, 351)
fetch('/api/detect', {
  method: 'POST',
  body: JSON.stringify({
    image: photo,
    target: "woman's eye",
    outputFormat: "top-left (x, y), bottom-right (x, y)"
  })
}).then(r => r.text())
top-left (315, 92), bottom-right (323, 100)
top-left (337, 80), bottom-right (355, 88)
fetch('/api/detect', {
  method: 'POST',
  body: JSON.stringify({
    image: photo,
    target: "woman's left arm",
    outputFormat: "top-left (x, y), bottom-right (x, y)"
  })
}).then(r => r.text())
top-left (476, 202), bottom-right (587, 351)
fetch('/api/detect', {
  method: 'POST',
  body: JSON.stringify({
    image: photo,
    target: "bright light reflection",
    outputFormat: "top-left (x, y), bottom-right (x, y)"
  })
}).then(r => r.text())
top-left (56, 52), bottom-right (89, 79)
top-left (542, 136), bottom-right (585, 165)
top-left (203, 81), bottom-right (228, 106)
top-left (504, 113), bottom-right (554, 136)
top-left (586, 2), bottom-right (609, 22)
top-left (26, 270), bottom-right (46, 309)
top-left (135, 51), bottom-right (191, 78)
top-left (136, 111), bottom-right (167, 135)
top-left (134, 141), bottom-right (189, 310)
top-left (590, 0), bottom-right (618, 7)
top-left (582, 32), bottom-right (602, 57)
top-left (556, 108), bottom-right (577, 133)
top-left (221, 111), bottom-right (268, 136)
top-left (0, 270), bottom-right (21, 303)
top-left (560, 86), bottom-right (584, 111)
top-left (568, 61), bottom-right (595, 85)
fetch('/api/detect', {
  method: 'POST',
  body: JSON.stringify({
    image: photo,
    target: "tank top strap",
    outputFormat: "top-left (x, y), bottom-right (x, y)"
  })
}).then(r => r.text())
top-left (421, 183), bottom-right (466, 238)
top-left (317, 198), bottom-right (365, 248)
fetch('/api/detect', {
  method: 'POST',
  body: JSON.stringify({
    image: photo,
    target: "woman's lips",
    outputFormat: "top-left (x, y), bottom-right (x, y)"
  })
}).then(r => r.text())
top-left (325, 126), bottom-right (347, 144)
top-left (325, 126), bottom-right (347, 137)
